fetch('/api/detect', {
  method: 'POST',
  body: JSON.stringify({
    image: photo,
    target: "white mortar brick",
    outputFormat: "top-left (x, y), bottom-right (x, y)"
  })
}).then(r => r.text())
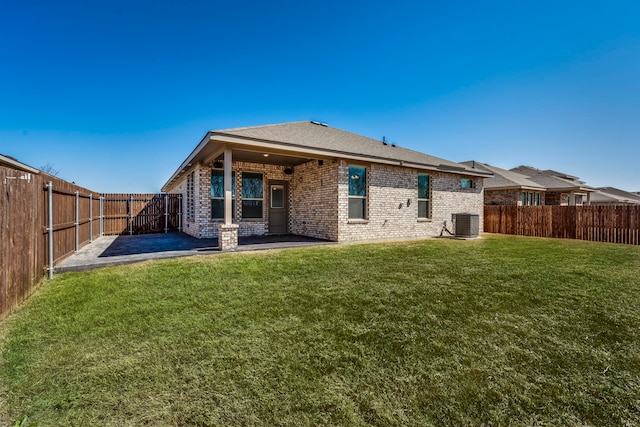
top-left (167, 159), bottom-right (485, 242)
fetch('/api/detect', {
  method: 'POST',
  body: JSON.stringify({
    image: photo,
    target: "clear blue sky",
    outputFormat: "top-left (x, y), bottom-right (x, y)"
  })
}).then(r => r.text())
top-left (2, 0), bottom-right (639, 192)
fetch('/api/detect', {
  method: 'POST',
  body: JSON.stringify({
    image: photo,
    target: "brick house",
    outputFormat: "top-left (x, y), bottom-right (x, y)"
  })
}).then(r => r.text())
top-left (461, 161), bottom-right (546, 206)
top-left (463, 161), bottom-right (597, 206)
top-left (161, 121), bottom-right (491, 249)
top-left (510, 166), bottom-right (594, 206)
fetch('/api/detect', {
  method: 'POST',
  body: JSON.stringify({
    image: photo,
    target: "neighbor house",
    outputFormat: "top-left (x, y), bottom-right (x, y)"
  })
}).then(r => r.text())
top-left (161, 121), bottom-right (491, 249)
top-left (461, 161), bottom-right (546, 206)
top-left (510, 166), bottom-right (594, 205)
top-left (589, 187), bottom-right (640, 206)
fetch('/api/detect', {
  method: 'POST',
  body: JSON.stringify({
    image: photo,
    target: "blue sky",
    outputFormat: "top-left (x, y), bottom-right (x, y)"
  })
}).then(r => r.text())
top-left (1, 0), bottom-right (639, 192)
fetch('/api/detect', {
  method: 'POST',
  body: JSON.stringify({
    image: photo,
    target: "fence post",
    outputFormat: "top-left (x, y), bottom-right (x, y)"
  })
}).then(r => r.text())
top-left (100, 196), bottom-right (104, 236)
top-left (47, 181), bottom-right (54, 279)
top-left (75, 190), bottom-right (79, 253)
top-left (129, 195), bottom-right (133, 235)
top-left (164, 193), bottom-right (169, 233)
top-left (89, 193), bottom-right (93, 242)
top-left (178, 194), bottom-right (182, 232)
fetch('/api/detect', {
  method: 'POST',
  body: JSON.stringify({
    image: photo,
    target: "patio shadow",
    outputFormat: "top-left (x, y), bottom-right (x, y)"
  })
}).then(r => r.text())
top-left (99, 233), bottom-right (218, 257)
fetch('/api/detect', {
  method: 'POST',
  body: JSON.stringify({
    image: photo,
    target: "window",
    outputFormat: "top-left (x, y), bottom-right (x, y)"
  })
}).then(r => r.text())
top-left (460, 178), bottom-right (473, 189)
top-left (529, 192), bottom-right (534, 206)
top-left (348, 166), bottom-right (367, 219)
top-left (521, 191), bottom-right (527, 206)
top-left (418, 173), bottom-right (431, 218)
top-left (186, 171), bottom-right (195, 221)
top-left (242, 172), bottom-right (263, 218)
top-left (271, 185), bottom-right (285, 208)
top-left (211, 170), bottom-right (235, 219)
top-left (536, 193), bottom-right (541, 206)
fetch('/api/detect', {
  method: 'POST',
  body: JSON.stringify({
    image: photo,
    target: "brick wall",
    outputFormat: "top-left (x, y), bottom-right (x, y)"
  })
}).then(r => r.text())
top-left (168, 159), bottom-right (485, 242)
top-left (170, 166), bottom-right (211, 239)
top-left (546, 192), bottom-right (562, 205)
top-left (486, 189), bottom-right (522, 205)
top-left (290, 160), bottom-right (339, 241)
top-left (168, 162), bottom-right (294, 238)
top-left (336, 161), bottom-right (484, 242)
top-left (486, 189), bottom-right (547, 206)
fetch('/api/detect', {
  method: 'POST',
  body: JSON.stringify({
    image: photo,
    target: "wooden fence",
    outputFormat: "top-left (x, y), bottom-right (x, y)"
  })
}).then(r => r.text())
top-left (1, 164), bottom-right (182, 320)
top-left (2, 165), bottom-right (47, 321)
top-left (101, 194), bottom-right (181, 235)
top-left (484, 205), bottom-right (640, 245)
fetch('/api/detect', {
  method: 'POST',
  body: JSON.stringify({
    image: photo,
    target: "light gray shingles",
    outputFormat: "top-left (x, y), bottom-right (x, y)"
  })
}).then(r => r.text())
top-left (214, 121), bottom-right (482, 173)
top-left (461, 161), bottom-right (545, 190)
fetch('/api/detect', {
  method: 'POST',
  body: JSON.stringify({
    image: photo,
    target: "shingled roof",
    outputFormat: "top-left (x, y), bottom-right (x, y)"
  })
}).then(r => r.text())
top-left (509, 165), bottom-right (593, 192)
top-left (163, 121), bottom-right (491, 190)
top-left (591, 187), bottom-right (640, 204)
top-left (461, 161), bottom-right (545, 191)
top-left (213, 121), bottom-right (485, 173)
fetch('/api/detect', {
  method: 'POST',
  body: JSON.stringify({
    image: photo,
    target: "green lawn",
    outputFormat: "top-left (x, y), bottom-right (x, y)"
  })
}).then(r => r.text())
top-left (1, 235), bottom-right (639, 426)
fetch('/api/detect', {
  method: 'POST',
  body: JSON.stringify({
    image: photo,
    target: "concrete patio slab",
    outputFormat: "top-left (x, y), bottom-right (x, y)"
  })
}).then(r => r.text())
top-left (55, 232), bottom-right (333, 273)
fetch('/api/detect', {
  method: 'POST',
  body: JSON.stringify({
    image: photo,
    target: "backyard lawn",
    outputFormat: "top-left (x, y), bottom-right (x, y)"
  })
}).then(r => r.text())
top-left (1, 235), bottom-right (639, 426)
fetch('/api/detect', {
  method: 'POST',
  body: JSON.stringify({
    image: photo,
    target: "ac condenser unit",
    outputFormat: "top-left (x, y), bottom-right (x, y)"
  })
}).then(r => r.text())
top-left (452, 213), bottom-right (479, 238)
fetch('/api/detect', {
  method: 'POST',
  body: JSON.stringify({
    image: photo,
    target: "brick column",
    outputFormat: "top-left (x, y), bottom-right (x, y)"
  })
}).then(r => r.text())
top-left (218, 223), bottom-right (239, 251)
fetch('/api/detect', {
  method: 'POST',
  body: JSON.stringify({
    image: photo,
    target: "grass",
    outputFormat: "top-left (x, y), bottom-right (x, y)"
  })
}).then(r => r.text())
top-left (1, 235), bottom-right (639, 426)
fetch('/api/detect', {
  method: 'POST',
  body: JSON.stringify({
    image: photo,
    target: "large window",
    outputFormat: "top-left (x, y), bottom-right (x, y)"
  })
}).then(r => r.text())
top-left (242, 172), bottom-right (264, 218)
top-left (348, 166), bottom-right (367, 219)
top-left (211, 170), bottom-right (235, 219)
top-left (418, 174), bottom-right (431, 218)
top-left (522, 191), bottom-right (542, 206)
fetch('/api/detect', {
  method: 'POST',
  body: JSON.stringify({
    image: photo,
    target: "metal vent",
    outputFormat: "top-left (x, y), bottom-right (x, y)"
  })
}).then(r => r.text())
top-left (452, 213), bottom-right (479, 238)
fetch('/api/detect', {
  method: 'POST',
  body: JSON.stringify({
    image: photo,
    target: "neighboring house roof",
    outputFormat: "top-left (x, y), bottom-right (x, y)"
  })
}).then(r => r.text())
top-left (0, 154), bottom-right (39, 174)
top-left (162, 121), bottom-right (491, 191)
top-left (461, 161), bottom-right (545, 191)
top-left (509, 165), bottom-right (593, 192)
top-left (524, 174), bottom-right (594, 192)
top-left (511, 165), bottom-right (581, 181)
top-left (591, 187), bottom-right (640, 205)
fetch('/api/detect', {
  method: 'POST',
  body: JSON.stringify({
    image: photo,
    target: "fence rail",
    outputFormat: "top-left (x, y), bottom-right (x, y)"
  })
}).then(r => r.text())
top-left (484, 205), bottom-right (640, 245)
top-left (1, 164), bottom-right (182, 320)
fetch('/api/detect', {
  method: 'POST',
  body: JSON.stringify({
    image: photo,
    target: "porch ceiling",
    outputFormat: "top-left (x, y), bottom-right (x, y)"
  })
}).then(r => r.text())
top-left (215, 148), bottom-right (313, 167)
top-left (163, 141), bottom-right (326, 191)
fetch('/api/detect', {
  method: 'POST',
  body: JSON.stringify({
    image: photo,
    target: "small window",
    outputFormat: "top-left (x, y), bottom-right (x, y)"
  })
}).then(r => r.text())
top-left (242, 172), bottom-right (264, 219)
top-left (348, 166), bottom-right (367, 219)
top-left (460, 178), bottom-right (473, 189)
top-left (211, 170), bottom-right (235, 219)
top-left (529, 192), bottom-right (534, 206)
top-left (186, 172), bottom-right (195, 221)
top-left (418, 174), bottom-right (431, 218)
top-left (536, 193), bottom-right (541, 206)
top-left (271, 185), bottom-right (284, 208)
top-left (521, 192), bottom-right (527, 206)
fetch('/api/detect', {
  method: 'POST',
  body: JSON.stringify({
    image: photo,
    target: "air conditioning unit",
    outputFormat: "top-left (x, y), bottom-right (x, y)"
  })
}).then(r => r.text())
top-left (452, 213), bottom-right (479, 238)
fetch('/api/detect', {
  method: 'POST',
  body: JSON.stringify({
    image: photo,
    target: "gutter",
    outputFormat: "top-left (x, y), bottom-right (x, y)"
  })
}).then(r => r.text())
top-left (0, 154), bottom-right (40, 174)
